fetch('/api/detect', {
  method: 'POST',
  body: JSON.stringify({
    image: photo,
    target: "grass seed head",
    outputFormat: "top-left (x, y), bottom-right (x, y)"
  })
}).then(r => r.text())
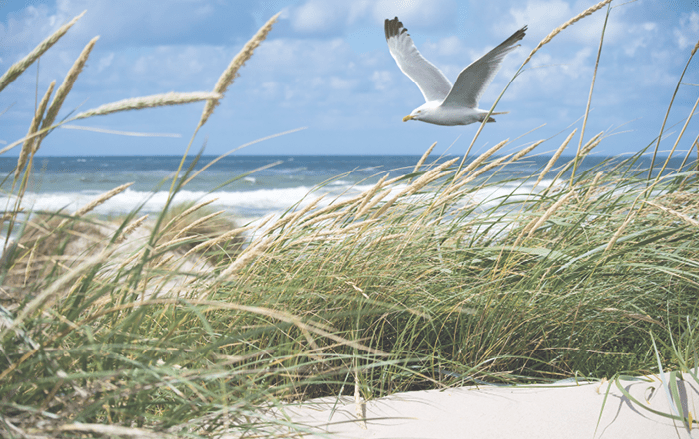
top-left (74, 92), bottom-right (222, 120)
top-left (199, 12), bottom-right (281, 127)
top-left (16, 81), bottom-right (55, 179)
top-left (522, 0), bottom-right (612, 67)
top-left (0, 10), bottom-right (86, 93)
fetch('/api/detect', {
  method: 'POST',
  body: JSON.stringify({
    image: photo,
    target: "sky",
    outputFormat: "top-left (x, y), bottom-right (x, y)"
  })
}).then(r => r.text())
top-left (0, 0), bottom-right (698, 157)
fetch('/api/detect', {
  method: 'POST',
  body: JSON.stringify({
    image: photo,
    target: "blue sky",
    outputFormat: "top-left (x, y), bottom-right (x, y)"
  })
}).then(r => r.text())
top-left (0, 0), bottom-right (698, 156)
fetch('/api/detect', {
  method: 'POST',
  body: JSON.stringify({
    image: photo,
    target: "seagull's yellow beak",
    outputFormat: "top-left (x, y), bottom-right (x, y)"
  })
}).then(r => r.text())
top-left (402, 115), bottom-right (413, 122)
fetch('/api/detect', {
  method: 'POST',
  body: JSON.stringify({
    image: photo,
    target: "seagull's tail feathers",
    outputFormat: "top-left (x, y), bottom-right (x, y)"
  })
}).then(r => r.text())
top-left (480, 111), bottom-right (509, 123)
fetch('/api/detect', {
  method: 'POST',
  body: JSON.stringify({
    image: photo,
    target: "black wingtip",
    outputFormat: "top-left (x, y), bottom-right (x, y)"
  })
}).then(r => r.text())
top-left (514, 25), bottom-right (528, 42)
top-left (384, 16), bottom-right (408, 41)
top-left (499, 25), bottom-right (527, 49)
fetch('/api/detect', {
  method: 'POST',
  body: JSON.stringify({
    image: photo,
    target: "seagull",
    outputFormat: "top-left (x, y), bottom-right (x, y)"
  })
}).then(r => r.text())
top-left (384, 17), bottom-right (527, 126)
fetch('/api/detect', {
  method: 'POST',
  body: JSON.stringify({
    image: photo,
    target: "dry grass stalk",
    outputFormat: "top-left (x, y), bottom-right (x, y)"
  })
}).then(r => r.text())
top-left (411, 157), bottom-right (459, 190)
top-left (522, 0), bottom-right (612, 66)
top-left (16, 81), bottom-right (56, 179)
top-left (534, 129), bottom-right (577, 188)
top-left (162, 199), bottom-right (218, 232)
top-left (465, 154), bottom-right (511, 181)
top-left (693, 37), bottom-right (699, 56)
top-left (353, 174), bottom-right (389, 220)
top-left (172, 210), bottom-right (225, 241)
top-left (655, 96), bottom-right (699, 182)
top-left (355, 371), bottom-right (367, 429)
top-left (413, 142), bottom-right (437, 174)
top-left (436, 155), bottom-right (513, 207)
top-left (458, 139), bottom-right (509, 178)
top-left (0, 247), bottom-right (114, 339)
top-left (218, 235), bottom-right (273, 279)
top-left (199, 12), bottom-right (281, 128)
top-left (583, 171), bottom-right (604, 203)
top-left (73, 182), bottom-right (134, 217)
top-left (116, 248), bottom-right (146, 272)
top-left (442, 156), bottom-right (513, 205)
top-left (372, 158), bottom-right (459, 219)
top-left (269, 196), bottom-right (325, 233)
top-left (60, 125), bottom-right (180, 137)
top-left (605, 209), bottom-right (637, 253)
top-left (40, 37), bottom-right (99, 138)
top-left (643, 200), bottom-right (699, 227)
top-left (290, 230), bottom-right (347, 246)
top-left (299, 190), bottom-right (370, 225)
top-left (580, 132), bottom-right (603, 156)
top-left (154, 235), bottom-right (201, 254)
top-left (369, 233), bottom-right (405, 246)
top-left (182, 223), bottom-right (257, 260)
top-left (511, 140), bottom-right (544, 163)
top-left (116, 215), bottom-right (149, 244)
top-left (23, 244), bottom-right (37, 287)
top-left (0, 11), bottom-right (86, 93)
top-left (355, 188), bottom-right (392, 219)
top-left (74, 92), bottom-right (222, 120)
top-left (299, 210), bottom-right (347, 228)
top-left (525, 190), bottom-right (576, 237)
top-left (0, 127), bottom-right (53, 156)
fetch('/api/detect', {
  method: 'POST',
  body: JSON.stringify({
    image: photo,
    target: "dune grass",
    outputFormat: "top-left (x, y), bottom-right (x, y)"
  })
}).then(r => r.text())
top-left (2, 2), bottom-right (699, 437)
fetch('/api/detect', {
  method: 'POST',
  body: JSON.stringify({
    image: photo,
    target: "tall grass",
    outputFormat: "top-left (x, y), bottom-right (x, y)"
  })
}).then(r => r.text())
top-left (1, 2), bottom-right (699, 437)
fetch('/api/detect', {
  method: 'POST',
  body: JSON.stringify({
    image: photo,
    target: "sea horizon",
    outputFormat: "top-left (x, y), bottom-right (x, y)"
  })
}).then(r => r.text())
top-left (1, 154), bottom-right (691, 221)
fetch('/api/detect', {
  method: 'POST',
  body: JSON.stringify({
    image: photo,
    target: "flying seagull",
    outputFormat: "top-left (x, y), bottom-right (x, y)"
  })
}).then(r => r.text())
top-left (384, 17), bottom-right (527, 126)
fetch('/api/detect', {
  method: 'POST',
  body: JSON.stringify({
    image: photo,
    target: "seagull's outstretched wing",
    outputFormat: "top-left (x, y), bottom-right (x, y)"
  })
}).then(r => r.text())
top-left (441, 26), bottom-right (527, 109)
top-left (384, 17), bottom-right (452, 103)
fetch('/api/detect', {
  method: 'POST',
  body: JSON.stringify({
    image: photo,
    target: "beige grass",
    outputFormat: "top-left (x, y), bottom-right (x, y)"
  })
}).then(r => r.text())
top-left (36, 37), bottom-right (99, 153)
top-left (116, 215), bottom-right (149, 244)
top-left (72, 182), bottom-right (134, 218)
top-left (73, 92), bottom-right (222, 120)
top-left (198, 12), bottom-right (281, 128)
top-left (525, 190), bottom-right (576, 237)
top-left (413, 142), bottom-right (438, 174)
top-left (0, 11), bottom-right (86, 93)
top-left (534, 129), bottom-right (577, 189)
top-left (16, 81), bottom-right (55, 180)
top-left (458, 139), bottom-right (509, 178)
top-left (522, 0), bottom-right (613, 67)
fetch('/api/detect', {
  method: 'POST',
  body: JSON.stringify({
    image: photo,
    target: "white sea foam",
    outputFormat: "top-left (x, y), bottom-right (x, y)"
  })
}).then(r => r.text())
top-left (5, 187), bottom-right (324, 217)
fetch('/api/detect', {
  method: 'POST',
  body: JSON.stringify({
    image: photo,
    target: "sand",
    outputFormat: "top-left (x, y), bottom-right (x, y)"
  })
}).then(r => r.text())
top-left (270, 375), bottom-right (699, 438)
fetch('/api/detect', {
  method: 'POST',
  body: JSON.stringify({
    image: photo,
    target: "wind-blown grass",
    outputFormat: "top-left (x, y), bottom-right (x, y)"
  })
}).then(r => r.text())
top-left (1, 4), bottom-right (699, 438)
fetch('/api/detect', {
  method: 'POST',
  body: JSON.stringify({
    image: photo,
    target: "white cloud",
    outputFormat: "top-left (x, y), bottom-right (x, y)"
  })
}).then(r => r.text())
top-left (371, 70), bottom-right (392, 90)
top-left (506, 0), bottom-right (630, 48)
top-left (0, 4), bottom-right (60, 51)
top-left (291, 0), bottom-right (347, 33)
top-left (329, 76), bottom-right (356, 90)
top-left (253, 38), bottom-right (355, 77)
top-left (508, 0), bottom-right (572, 33)
top-left (97, 52), bottom-right (114, 72)
top-left (371, 0), bottom-right (456, 28)
top-left (436, 36), bottom-right (462, 56)
top-left (675, 11), bottom-right (699, 50)
top-left (288, 0), bottom-right (456, 34)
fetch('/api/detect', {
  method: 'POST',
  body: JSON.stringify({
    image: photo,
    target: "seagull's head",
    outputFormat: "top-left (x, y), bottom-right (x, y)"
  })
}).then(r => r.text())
top-left (403, 102), bottom-right (439, 122)
top-left (402, 108), bottom-right (425, 122)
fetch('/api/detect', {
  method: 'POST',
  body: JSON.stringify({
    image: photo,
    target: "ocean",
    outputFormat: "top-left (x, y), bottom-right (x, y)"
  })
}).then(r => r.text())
top-left (0, 154), bottom-right (687, 224)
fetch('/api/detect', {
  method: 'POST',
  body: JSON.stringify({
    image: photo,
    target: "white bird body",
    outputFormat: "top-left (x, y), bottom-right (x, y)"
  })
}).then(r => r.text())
top-left (405, 101), bottom-right (488, 126)
top-left (384, 17), bottom-right (527, 126)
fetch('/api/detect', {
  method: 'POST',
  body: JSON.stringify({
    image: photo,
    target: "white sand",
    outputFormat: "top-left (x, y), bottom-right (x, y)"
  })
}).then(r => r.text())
top-left (272, 375), bottom-right (699, 438)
